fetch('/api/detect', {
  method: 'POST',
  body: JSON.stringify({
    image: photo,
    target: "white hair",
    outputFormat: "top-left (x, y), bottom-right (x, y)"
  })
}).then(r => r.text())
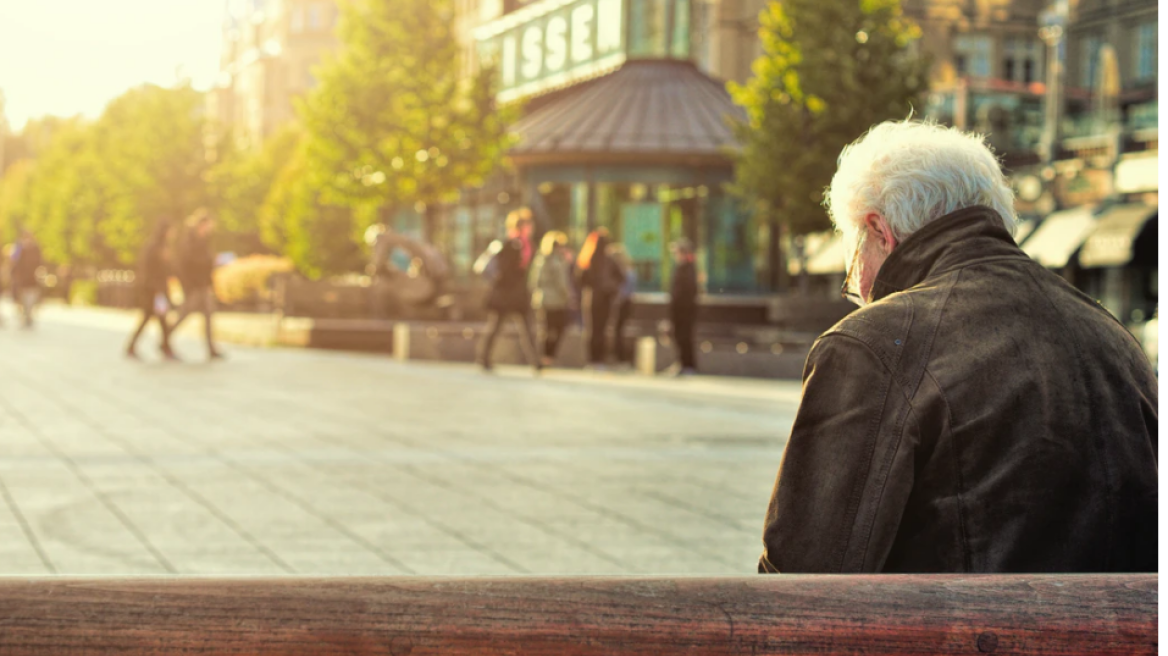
top-left (824, 120), bottom-right (1017, 244)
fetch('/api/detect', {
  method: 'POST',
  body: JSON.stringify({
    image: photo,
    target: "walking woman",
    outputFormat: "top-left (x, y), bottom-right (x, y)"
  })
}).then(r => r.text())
top-left (529, 230), bottom-right (573, 367)
top-left (576, 229), bottom-right (624, 367)
top-left (476, 209), bottom-right (540, 372)
top-left (126, 221), bottom-right (178, 360)
top-left (608, 244), bottom-right (637, 366)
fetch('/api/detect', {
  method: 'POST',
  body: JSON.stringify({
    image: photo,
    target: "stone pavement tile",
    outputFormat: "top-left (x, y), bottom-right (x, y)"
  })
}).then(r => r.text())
top-left (0, 561), bottom-right (53, 576)
top-left (0, 314), bottom-right (802, 576)
top-left (0, 510), bottom-right (52, 574)
top-left (393, 548), bottom-right (527, 576)
top-left (503, 548), bottom-right (632, 575)
top-left (280, 548), bottom-right (411, 575)
top-left (99, 486), bottom-right (268, 553)
top-left (167, 554), bottom-right (291, 575)
top-left (613, 546), bottom-right (747, 575)
top-left (1, 471), bottom-right (168, 574)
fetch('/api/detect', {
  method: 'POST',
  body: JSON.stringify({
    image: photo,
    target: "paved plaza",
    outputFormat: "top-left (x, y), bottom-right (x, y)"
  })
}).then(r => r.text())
top-left (0, 305), bottom-right (802, 576)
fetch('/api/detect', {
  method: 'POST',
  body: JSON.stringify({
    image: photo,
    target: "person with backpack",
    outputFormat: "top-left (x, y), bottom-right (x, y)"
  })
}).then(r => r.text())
top-left (576, 229), bottom-right (625, 368)
top-left (474, 209), bottom-right (540, 373)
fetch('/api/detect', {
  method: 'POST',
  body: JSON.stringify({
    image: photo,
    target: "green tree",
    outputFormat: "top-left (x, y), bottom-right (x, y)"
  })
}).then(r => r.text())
top-left (0, 159), bottom-right (34, 244)
top-left (20, 121), bottom-right (118, 266)
top-left (208, 124), bottom-right (304, 254)
top-left (258, 143), bottom-right (365, 278)
top-left (96, 84), bottom-right (210, 263)
top-left (299, 0), bottom-right (512, 244)
top-left (728, 0), bottom-right (928, 287)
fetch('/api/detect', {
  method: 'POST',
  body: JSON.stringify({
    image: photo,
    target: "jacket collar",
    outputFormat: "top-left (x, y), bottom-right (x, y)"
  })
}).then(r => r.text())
top-left (869, 205), bottom-right (1027, 303)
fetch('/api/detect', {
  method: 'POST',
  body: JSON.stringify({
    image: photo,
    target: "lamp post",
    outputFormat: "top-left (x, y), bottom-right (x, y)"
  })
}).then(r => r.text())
top-left (1037, 0), bottom-right (1069, 166)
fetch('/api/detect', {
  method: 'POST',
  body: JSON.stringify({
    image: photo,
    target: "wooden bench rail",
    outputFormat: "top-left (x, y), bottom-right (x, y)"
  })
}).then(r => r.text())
top-left (0, 574), bottom-right (1154, 655)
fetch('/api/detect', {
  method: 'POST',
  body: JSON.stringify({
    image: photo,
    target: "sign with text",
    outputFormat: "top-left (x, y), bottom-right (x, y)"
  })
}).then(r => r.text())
top-left (475, 0), bottom-right (626, 103)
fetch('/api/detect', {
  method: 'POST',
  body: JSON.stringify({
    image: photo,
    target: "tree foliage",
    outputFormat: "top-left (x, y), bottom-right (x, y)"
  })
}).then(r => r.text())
top-left (299, 0), bottom-right (512, 236)
top-left (728, 0), bottom-right (929, 237)
top-left (257, 142), bottom-right (367, 278)
top-left (208, 123), bottom-right (303, 254)
top-left (0, 84), bottom-right (210, 267)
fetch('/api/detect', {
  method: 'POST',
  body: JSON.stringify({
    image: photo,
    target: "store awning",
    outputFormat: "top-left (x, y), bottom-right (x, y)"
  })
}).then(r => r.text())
top-left (1021, 206), bottom-right (1098, 268)
top-left (1079, 204), bottom-right (1157, 268)
top-left (1012, 219), bottom-right (1037, 246)
top-left (1115, 153), bottom-right (1159, 194)
top-left (508, 60), bottom-right (745, 167)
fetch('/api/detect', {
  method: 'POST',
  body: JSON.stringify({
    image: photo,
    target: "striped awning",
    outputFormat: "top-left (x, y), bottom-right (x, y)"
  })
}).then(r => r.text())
top-left (1079, 204), bottom-right (1157, 269)
top-left (1022, 206), bottom-right (1098, 269)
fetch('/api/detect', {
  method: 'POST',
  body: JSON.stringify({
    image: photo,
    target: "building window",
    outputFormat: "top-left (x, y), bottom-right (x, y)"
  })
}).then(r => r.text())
top-left (1135, 23), bottom-right (1157, 81)
top-left (290, 5), bottom-right (304, 33)
top-left (1081, 35), bottom-right (1101, 88)
top-left (670, 0), bottom-right (691, 58)
top-left (954, 34), bottom-right (993, 78)
top-left (629, 0), bottom-right (668, 57)
top-left (1003, 36), bottom-right (1043, 84)
top-left (308, 2), bottom-right (324, 30)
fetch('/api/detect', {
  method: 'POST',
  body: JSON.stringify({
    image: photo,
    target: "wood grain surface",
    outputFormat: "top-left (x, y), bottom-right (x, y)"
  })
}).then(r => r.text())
top-left (0, 574), bottom-right (1155, 655)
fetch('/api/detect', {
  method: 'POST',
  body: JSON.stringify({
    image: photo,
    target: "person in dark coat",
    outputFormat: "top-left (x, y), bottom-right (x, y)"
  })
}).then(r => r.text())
top-left (475, 209), bottom-right (540, 372)
top-left (9, 230), bottom-right (43, 328)
top-left (577, 229), bottom-right (624, 368)
top-left (170, 209), bottom-right (223, 360)
top-left (609, 244), bottom-right (638, 366)
top-left (759, 120), bottom-right (1157, 574)
top-left (669, 239), bottom-right (698, 375)
top-left (126, 221), bottom-right (178, 360)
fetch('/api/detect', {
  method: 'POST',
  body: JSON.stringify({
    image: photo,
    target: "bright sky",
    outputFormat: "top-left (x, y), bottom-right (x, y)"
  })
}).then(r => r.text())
top-left (0, 1), bottom-right (224, 130)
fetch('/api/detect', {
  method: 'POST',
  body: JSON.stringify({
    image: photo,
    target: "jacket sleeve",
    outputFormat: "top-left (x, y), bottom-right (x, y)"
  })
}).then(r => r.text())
top-left (759, 333), bottom-right (915, 573)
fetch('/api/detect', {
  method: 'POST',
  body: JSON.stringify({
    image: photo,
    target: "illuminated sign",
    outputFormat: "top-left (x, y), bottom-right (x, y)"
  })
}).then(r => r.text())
top-left (474, 0), bottom-right (625, 103)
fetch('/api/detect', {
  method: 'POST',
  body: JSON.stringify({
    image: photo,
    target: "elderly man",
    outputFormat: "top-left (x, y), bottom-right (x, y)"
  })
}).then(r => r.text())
top-left (759, 121), bottom-right (1157, 574)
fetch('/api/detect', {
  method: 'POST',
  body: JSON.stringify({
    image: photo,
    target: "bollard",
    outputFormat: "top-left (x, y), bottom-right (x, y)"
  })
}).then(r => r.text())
top-left (636, 336), bottom-right (657, 375)
top-left (393, 323), bottom-right (410, 362)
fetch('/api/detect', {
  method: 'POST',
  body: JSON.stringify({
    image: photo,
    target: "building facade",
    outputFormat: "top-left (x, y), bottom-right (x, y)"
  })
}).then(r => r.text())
top-left (430, 0), bottom-right (776, 296)
top-left (209, 0), bottom-right (340, 150)
top-left (210, 0), bottom-right (1157, 314)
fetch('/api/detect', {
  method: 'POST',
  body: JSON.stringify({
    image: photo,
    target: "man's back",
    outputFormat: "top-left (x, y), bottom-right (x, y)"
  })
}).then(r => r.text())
top-left (760, 207), bottom-right (1157, 573)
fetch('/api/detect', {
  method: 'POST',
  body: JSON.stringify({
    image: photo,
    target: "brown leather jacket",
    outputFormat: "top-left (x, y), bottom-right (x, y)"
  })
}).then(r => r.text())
top-left (760, 206), bottom-right (1158, 573)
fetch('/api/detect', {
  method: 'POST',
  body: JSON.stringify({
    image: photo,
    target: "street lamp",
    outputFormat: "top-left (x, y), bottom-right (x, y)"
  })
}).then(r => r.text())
top-left (1038, 0), bottom-right (1069, 166)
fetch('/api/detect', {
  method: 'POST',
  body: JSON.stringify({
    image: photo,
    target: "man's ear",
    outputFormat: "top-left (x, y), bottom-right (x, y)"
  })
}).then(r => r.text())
top-left (863, 213), bottom-right (898, 252)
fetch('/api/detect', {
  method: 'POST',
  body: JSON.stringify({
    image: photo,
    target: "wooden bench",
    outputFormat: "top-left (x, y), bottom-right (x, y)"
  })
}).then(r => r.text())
top-left (0, 574), bottom-right (1153, 654)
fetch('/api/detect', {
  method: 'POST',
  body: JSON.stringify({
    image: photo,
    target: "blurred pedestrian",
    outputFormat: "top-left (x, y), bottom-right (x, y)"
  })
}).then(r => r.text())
top-left (10, 230), bottom-right (43, 329)
top-left (475, 209), bottom-right (540, 373)
top-left (171, 209), bottom-right (224, 360)
top-left (529, 230), bottom-right (573, 367)
top-left (609, 244), bottom-right (637, 367)
top-left (126, 221), bottom-right (179, 361)
top-left (669, 238), bottom-right (698, 376)
top-left (576, 229), bottom-right (624, 368)
top-left (759, 120), bottom-right (1157, 574)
